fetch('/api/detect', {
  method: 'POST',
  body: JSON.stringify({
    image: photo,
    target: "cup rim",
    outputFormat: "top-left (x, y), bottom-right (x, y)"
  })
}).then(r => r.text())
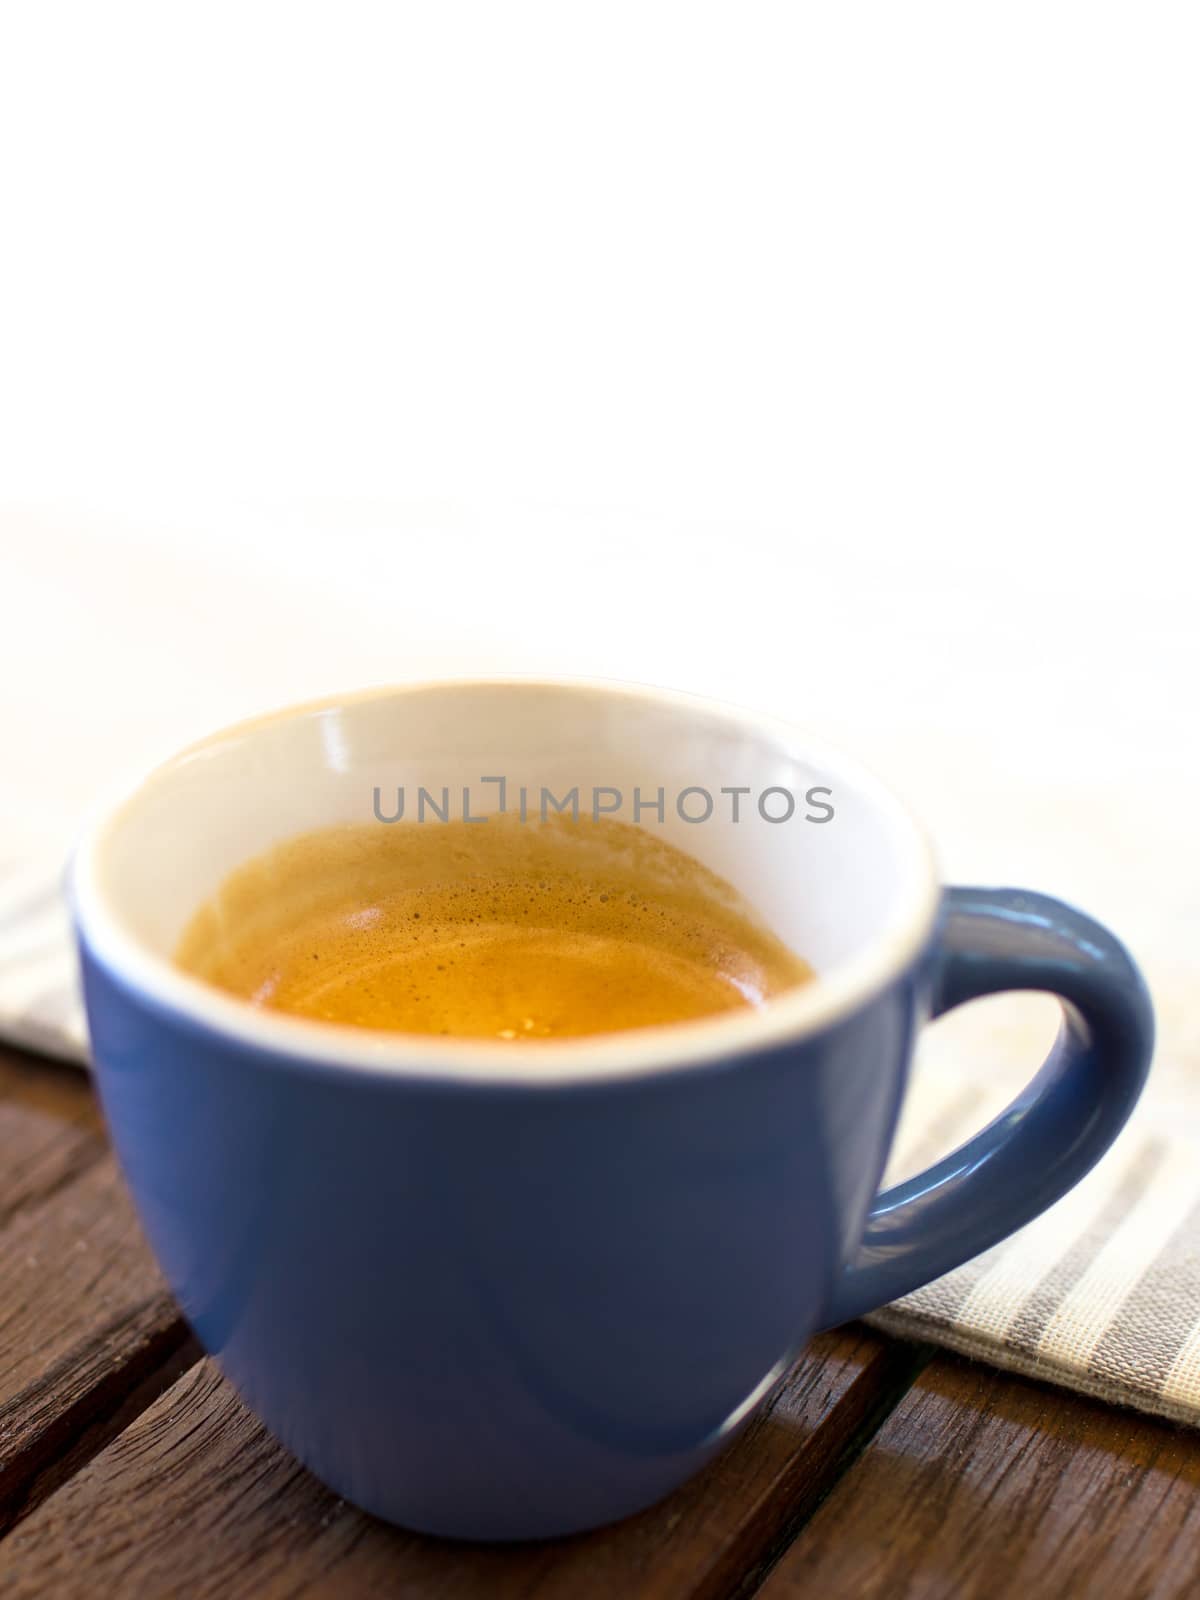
top-left (70, 675), bottom-right (941, 1087)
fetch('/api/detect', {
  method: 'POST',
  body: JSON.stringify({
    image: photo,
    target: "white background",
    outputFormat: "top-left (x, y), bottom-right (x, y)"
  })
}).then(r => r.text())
top-left (1, 3), bottom-right (1197, 1092)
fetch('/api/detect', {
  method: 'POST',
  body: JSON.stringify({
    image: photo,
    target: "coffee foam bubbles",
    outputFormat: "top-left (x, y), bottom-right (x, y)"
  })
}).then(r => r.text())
top-left (175, 814), bottom-right (812, 1043)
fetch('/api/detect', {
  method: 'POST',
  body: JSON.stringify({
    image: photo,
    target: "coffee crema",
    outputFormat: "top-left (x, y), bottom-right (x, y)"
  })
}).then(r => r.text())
top-left (174, 815), bottom-right (813, 1042)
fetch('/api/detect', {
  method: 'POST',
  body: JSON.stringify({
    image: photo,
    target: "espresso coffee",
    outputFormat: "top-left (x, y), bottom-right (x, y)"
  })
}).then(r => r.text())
top-left (174, 814), bottom-right (812, 1041)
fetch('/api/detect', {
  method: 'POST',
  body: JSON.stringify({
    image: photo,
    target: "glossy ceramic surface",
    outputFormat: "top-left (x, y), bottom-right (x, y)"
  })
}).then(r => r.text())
top-left (70, 680), bottom-right (1153, 1538)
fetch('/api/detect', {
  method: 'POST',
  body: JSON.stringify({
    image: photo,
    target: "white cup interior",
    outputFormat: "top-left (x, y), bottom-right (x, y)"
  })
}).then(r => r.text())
top-left (75, 679), bottom-right (939, 1080)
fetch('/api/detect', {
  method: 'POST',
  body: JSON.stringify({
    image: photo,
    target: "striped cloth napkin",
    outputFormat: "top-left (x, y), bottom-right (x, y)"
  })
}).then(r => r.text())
top-left (0, 844), bottom-right (87, 1063)
top-left (877, 1050), bottom-right (1200, 1424)
top-left (3, 504), bottom-right (1198, 1428)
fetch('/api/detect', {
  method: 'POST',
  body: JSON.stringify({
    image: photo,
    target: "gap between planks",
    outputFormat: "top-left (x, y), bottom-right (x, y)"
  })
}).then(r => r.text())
top-left (758, 1351), bottom-right (1200, 1600)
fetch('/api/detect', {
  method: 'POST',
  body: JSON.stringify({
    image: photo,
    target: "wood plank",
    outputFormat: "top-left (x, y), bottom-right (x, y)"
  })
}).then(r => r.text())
top-left (0, 1044), bottom-right (105, 1227)
top-left (0, 1046), bottom-right (192, 1525)
top-left (759, 1352), bottom-right (1200, 1600)
top-left (0, 1329), bottom-right (921, 1599)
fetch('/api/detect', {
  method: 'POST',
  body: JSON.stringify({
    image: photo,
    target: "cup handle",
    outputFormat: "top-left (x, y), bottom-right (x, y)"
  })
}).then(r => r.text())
top-left (820, 886), bottom-right (1155, 1329)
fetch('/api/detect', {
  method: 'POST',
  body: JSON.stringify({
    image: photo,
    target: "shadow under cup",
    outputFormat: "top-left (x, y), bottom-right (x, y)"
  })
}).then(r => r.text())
top-left (69, 680), bottom-right (949, 1539)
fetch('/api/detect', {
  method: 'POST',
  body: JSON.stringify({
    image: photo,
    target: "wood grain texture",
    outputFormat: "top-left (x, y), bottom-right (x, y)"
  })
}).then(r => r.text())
top-left (0, 1047), bottom-right (191, 1525)
top-left (0, 1329), bottom-right (917, 1600)
top-left (759, 1352), bottom-right (1200, 1600)
top-left (0, 1044), bottom-right (105, 1227)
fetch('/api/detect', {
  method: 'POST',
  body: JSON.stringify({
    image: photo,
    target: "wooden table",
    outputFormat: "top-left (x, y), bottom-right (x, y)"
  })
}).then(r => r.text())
top-left (2, 1042), bottom-right (1198, 1600)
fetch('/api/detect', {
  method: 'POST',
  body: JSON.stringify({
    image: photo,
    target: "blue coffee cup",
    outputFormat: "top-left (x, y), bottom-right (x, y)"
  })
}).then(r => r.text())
top-left (70, 679), bottom-right (1153, 1539)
